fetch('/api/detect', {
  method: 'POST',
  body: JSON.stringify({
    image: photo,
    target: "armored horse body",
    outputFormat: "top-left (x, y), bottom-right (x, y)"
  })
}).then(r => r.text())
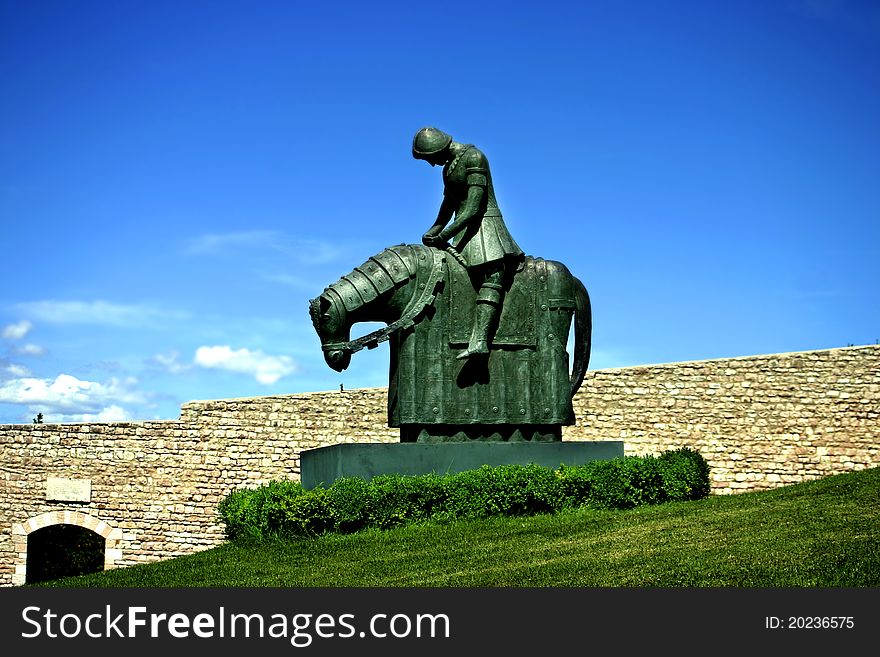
top-left (309, 244), bottom-right (591, 442)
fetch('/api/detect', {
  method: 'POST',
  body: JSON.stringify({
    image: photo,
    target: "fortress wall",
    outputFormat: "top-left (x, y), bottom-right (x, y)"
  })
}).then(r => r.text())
top-left (1, 420), bottom-right (224, 586)
top-left (1, 344), bottom-right (877, 585)
top-left (567, 345), bottom-right (879, 494)
top-left (0, 390), bottom-right (397, 585)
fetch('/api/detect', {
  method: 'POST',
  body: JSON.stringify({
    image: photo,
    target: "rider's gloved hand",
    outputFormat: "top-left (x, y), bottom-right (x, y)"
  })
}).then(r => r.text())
top-left (422, 227), bottom-right (443, 247)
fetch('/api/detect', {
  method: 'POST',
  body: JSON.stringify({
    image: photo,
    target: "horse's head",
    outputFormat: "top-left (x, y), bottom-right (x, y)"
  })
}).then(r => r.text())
top-left (309, 244), bottom-right (432, 373)
top-left (309, 293), bottom-right (352, 372)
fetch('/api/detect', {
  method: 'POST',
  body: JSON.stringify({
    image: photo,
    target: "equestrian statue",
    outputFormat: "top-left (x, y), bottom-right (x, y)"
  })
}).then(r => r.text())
top-left (309, 128), bottom-right (591, 443)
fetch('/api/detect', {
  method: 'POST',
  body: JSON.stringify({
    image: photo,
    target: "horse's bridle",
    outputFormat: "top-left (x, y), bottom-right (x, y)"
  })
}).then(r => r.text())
top-left (321, 248), bottom-right (446, 355)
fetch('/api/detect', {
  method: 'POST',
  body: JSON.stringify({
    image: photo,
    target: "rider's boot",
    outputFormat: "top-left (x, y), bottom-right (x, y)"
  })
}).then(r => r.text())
top-left (457, 301), bottom-right (497, 360)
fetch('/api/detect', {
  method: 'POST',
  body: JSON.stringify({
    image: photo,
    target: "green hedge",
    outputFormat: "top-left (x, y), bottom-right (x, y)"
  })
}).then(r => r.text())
top-left (218, 448), bottom-right (710, 541)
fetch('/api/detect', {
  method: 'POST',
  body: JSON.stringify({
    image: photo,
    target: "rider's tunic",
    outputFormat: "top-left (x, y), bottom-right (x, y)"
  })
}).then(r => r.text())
top-left (442, 145), bottom-right (523, 268)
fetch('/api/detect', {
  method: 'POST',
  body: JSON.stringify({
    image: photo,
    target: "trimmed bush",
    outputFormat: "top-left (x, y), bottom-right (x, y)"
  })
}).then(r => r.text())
top-left (366, 473), bottom-right (446, 529)
top-left (276, 486), bottom-right (334, 536)
top-left (588, 459), bottom-right (626, 508)
top-left (658, 447), bottom-right (712, 501)
top-left (326, 476), bottom-right (371, 533)
top-left (440, 464), bottom-right (562, 518)
top-left (217, 448), bottom-right (711, 541)
top-left (217, 479), bottom-right (307, 541)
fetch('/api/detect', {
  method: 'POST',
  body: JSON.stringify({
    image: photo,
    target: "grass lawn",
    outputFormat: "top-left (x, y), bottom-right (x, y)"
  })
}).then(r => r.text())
top-left (35, 466), bottom-right (880, 587)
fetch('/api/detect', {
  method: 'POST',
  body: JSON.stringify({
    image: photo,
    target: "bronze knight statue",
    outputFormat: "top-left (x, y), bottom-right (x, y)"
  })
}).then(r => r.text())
top-left (309, 128), bottom-right (591, 443)
top-left (412, 127), bottom-right (524, 360)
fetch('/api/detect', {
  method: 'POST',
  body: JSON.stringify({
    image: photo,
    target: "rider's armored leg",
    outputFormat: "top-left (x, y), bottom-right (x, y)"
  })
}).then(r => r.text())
top-left (457, 269), bottom-right (504, 360)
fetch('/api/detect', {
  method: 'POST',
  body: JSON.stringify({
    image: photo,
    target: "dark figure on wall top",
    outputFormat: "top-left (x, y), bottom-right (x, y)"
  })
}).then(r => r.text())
top-left (412, 127), bottom-right (524, 360)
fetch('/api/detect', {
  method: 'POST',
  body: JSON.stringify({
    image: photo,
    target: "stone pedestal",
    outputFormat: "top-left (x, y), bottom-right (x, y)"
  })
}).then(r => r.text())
top-left (300, 441), bottom-right (624, 489)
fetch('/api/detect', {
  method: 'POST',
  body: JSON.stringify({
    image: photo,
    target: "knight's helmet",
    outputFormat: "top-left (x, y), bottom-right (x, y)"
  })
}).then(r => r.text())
top-left (412, 127), bottom-right (452, 160)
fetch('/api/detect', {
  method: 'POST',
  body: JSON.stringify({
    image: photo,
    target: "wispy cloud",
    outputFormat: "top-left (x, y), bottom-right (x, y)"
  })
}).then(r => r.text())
top-left (292, 239), bottom-right (348, 266)
top-left (149, 351), bottom-right (192, 374)
top-left (16, 300), bottom-right (189, 328)
top-left (194, 345), bottom-right (297, 384)
top-left (4, 363), bottom-right (30, 377)
top-left (183, 230), bottom-right (346, 266)
top-left (0, 373), bottom-right (144, 422)
top-left (2, 320), bottom-right (32, 340)
top-left (15, 344), bottom-right (46, 357)
top-left (261, 272), bottom-right (322, 291)
top-left (184, 230), bottom-right (281, 255)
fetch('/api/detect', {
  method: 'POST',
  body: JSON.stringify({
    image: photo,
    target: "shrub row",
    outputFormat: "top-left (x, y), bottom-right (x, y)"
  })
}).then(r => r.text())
top-left (218, 448), bottom-right (710, 541)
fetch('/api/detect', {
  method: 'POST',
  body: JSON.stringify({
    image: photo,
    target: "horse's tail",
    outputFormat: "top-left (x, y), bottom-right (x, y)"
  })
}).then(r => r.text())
top-left (570, 275), bottom-right (592, 399)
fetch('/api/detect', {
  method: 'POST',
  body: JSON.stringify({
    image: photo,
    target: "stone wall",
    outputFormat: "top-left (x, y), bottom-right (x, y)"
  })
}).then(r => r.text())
top-left (0, 390), bottom-right (395, 586)
top-left (1, 344), bottom-right (877, 585)
top-left (567, 345), bottom-right (879, 494)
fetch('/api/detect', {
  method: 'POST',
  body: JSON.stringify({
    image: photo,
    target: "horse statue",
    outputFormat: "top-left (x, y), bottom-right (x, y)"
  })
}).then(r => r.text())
top-left (309, 243), bottom-right (591, 442)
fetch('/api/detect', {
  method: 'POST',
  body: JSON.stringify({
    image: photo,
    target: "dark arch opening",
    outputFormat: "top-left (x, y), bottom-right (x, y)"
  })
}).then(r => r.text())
top-left (26, 524), bottom-right (106, 584)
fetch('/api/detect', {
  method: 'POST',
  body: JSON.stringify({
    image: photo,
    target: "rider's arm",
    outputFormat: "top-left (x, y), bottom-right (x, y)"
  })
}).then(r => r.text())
top-left (438, 183), bottom-right (484, 241)
top-left (431, 194), bottom-right (455, 231)
top-left (423, 194), bottom-right (455, 241)
top-left (439, 157), bottom-right (489, 241)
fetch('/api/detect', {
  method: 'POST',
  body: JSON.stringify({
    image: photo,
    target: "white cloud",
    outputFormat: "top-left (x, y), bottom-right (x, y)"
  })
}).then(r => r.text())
top-left (58, 405), bottom-right (133, 423)
top-left (16, 300), bottom-right (188, 327)
top-left (2, 320), bottom-right (32, 340)
top-left (0, 374), bottom-right (144, 416)
top-left (194, 345), bottom-right (297, 384)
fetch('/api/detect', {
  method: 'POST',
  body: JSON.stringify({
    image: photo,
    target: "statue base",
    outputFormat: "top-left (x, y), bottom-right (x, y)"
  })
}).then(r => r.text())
top-left (300, 440), bottom-right (624, 489)
top-left (400, 424), bottom-right (561, 442)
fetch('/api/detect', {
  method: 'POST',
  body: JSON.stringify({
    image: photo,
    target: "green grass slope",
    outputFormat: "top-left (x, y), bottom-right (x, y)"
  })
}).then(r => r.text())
top-left (36, 467), bottom-right (880, 587)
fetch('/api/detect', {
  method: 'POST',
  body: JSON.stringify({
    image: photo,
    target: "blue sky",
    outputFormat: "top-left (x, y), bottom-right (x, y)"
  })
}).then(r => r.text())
top-left (1, 0), bottom-right (878, 423)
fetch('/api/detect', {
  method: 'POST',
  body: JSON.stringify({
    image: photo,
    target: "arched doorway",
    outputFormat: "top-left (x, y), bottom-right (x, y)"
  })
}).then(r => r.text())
top-left (26, 524), bottom-right (106, 584)
top-left (11, 511), bottom-right (123, 586)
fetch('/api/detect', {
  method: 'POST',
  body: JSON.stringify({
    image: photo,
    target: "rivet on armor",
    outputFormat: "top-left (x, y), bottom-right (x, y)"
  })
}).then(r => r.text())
top-left (432, 407), bottom-right (439, 414)
top-left (464, 408), bottom-right (471, 415)
top-left (519, 408), bottom-right (526, 415)
top-left (548, 333), bottom-right (555, 339)
top-left (544, 408), bottom-right (551, 416)
top-left (492, 406), bottom-right (499, 413)
top-left (541, 304), bottom-right (548, 311)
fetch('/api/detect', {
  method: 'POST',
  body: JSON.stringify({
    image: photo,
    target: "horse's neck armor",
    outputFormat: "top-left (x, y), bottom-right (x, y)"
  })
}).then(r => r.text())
top-left (321, 244), bottom-right (443, 355)
top-left (325, 244), bottom-right (422, 314)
